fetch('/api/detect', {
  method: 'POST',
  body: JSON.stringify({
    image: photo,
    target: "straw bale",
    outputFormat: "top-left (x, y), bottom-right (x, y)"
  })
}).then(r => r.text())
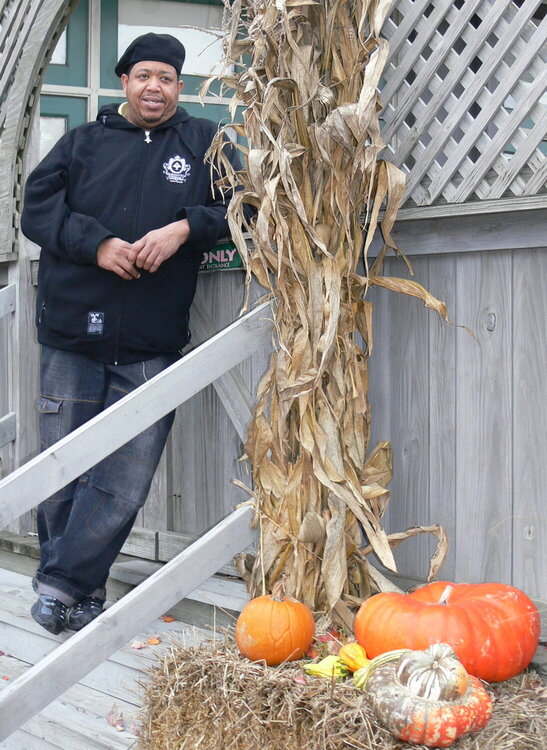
top-left (137, 637), bottom-right (547, 750)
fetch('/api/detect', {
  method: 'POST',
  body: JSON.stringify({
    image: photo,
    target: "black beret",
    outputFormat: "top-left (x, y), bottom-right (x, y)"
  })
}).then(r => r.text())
top-left (115, 33), bottom-right (186, 77)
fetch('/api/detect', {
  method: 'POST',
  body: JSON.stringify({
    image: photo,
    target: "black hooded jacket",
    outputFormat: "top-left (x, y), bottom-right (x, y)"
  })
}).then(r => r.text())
top-left (21, 104), bottom-right (241, 364)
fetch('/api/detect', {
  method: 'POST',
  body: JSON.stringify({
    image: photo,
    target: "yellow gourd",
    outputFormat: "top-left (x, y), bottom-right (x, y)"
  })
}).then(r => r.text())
top-left (304, 655), bottom-right (350, 680)
top-left (337, 642), bottom-right (369, 672)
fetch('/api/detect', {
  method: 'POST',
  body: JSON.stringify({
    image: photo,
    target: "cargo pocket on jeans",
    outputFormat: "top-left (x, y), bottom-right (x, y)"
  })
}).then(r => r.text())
top-left (37, 396), bottom-right (62, 414)
top-left (37, 396), bottom-right (63, 449)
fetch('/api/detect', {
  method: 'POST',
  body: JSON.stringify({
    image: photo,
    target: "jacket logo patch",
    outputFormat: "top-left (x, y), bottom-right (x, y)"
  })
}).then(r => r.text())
top-left (163, 155), bottom-right (191, 184)
top-left (87, 311), bottom-right (104, 335)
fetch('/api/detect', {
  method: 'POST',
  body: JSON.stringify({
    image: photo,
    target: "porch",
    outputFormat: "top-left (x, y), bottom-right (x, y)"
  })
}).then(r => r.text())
top-left (0, 0), bottom-right (546, 743)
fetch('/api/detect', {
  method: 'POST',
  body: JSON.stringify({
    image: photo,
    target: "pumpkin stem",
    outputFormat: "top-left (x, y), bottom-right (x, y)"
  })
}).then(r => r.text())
top-left (439, 585), bottom-right (454, 605)
top-left (270, 577), bottom-right (288, 601)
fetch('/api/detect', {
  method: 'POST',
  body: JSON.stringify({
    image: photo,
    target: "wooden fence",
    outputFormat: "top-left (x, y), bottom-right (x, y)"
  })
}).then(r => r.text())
top-left (143, 216), bottom-right (547, 606)
top-left (0, 0), bottom-right (78, 263)
top-left (367, 211), bottom-right (547, 601)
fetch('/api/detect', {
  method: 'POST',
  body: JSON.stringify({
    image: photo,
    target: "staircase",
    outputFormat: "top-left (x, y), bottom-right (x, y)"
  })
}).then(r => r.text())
top-left (0, 566), bottom-right (217, 749)
top-left (0, 306), bottom-right (266, 743)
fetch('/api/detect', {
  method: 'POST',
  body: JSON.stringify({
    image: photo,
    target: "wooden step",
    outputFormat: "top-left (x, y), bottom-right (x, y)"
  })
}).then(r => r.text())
top-left (0, 654), bottom-right (137, 749)
top-left (0, 566), bottom-right (213, 748)
top-left (0, 532), bottom-right (250, 631)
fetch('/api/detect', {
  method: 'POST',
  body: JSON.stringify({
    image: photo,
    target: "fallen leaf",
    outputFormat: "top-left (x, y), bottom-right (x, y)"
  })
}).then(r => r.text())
top-left (130, 641), bottom-right (147, 650)
top-left (161, 615), bottom-right (176, 623)
top-left (147, 636), bottom-right (161, 646)
top-left (2, 676), bottom-right (10, 681)
top-left (106, 704), bottom-right (125, 732)
top-left (292, 674), bottom-right (308, 685)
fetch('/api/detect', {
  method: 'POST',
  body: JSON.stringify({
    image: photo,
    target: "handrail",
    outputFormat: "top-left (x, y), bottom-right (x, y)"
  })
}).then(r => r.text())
top-left (0, 503), bottom-right (258, 742)
top-left (0, 300), bottom-right (273, 528)
top-left (0, 412), bottom-right (16, 449)
top-left (0, 300), bottom-right (272, 741)
top-left (0, 283), bottom-right (16, 318)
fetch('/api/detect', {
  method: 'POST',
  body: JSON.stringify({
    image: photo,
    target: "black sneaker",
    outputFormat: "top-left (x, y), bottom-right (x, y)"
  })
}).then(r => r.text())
top-left (67, 596), bottom-right (105, 631)
top-left (31, 594), bottom-right (68, 635)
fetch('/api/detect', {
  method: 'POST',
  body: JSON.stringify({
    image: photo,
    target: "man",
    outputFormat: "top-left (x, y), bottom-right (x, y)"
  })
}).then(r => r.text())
top-left (21, 33), bottom-right (242, 634)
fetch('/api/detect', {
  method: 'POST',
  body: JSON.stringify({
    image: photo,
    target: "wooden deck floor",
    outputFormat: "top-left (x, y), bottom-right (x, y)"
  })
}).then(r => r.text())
top-left (0, 566), bottom-right (214, 749)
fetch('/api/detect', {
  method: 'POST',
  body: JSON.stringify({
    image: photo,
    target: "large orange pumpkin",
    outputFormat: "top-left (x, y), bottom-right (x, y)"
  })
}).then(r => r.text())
top-left (235, 579), bottom-right (315, 666)
top-left (354, 581), bottom-right (540, 682)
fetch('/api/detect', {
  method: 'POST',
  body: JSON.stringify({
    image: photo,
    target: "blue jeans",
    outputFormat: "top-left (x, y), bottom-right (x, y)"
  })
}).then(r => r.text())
top-left (34, 346), bottom-right (178, 605)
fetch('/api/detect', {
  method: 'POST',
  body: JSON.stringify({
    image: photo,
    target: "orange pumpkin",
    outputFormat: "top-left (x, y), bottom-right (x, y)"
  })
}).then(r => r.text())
top-left (235, 579), bottom-right (315, 666)
top-left (354, 581), bottom-right (540, 682)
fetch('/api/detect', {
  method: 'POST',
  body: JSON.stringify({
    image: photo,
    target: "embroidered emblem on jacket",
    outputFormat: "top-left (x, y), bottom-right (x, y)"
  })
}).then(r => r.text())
top-left (87, 311), bottom-right (104, 335)
top-left (163, 155), bottom-right (191, 184)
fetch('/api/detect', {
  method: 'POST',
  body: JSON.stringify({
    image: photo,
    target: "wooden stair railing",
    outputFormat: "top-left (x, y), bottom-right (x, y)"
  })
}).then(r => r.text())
top-left (0, 283), bottom-right (17, 450)
top-left (0, 300), bottom-right (272, 526)
top-left (0, 300), bottom-right (272, 740)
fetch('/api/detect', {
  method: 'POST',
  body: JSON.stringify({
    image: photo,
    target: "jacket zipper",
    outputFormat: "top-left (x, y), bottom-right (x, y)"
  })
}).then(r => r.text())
top-left (38, 259), bottom-right (56, 326)
top-left (113, 130), bottom-right (151, 365)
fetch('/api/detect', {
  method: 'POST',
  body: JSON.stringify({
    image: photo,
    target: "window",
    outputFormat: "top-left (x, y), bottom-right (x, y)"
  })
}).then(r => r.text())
top-left (39, 0), bottom-right (233, 160)
top-left (39, 118), bottom-right (66, 161)
top-left (118, 0), bottom-right (226, 77)
top-left (50, 31), bottom-right (68, 65)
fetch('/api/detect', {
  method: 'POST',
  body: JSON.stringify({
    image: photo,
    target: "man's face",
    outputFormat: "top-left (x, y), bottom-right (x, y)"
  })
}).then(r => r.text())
top-left (121, 61), bottom-right (184, 129)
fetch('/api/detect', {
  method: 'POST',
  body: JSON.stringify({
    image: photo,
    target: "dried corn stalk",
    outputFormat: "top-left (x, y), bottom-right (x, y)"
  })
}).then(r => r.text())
top-left (206, 0), bottom-right (448, 616)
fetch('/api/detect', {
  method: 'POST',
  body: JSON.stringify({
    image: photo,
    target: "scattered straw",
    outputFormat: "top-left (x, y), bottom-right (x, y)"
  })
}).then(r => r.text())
top-left (137, 636), bottom-right (547, 750)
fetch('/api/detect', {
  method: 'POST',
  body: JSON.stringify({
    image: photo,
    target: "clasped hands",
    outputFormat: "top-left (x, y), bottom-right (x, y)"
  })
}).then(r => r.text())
top-left (96, 219), bottom-right (190, 279)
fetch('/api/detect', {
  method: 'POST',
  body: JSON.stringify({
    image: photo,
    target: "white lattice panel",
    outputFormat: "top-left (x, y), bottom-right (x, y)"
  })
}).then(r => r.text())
top-left (381, 0), bottom-right (547, 208)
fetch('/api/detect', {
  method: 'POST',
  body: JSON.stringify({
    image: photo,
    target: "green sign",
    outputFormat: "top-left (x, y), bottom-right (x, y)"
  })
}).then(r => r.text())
top-left (199, 239), bottom-right (244, 272)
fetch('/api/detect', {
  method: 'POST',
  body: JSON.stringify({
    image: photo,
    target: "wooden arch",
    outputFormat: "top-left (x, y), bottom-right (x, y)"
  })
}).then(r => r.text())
top-left (0, 0), bottom-right (78, 261)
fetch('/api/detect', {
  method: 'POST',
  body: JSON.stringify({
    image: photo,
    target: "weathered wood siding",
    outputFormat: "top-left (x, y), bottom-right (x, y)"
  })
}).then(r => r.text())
top-left (130, 209), bottom-right (547, 604)
top-left (135, 269), bottom-right (270, 536)
top-left (367, 210), bottom-right (547, 600)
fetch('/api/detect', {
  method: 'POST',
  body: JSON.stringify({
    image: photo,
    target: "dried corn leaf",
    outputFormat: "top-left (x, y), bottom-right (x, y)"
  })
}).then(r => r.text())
top-left (321, 495), bottom-right (347, 609)
top-left (359, 524), bottom-right (449, 583)
top-left (370, 276), bottom-right (449, 321)
top-left (297, 511), bottom-right (326, 545)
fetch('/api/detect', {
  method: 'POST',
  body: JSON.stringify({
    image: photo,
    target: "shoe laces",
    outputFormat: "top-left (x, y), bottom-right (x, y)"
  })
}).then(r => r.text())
top-left (72, 595), bottom-right (104, 615)
top-left (40, 595), bottom-right (68, 622)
